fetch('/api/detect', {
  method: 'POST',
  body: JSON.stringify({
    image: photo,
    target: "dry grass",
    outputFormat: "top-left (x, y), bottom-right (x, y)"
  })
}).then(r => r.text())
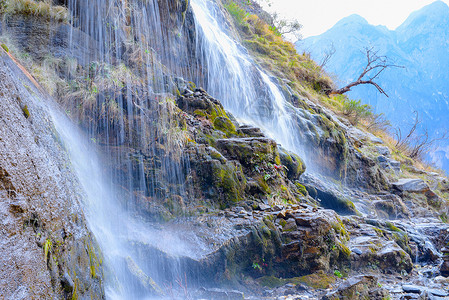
top-left (2, 0), bottom-right (68, 22)
top-left (223, 2), bottom-right (334, 94)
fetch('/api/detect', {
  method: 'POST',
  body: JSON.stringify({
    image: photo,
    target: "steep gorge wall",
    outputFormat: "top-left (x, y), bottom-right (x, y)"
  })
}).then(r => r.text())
top-left (0, 49), bottom-right (103, 299)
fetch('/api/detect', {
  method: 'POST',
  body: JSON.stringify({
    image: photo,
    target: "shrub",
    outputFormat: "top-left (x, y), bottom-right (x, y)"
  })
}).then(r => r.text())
top-left (339, 96), bottom-right (372, 125)
top-left (224, 1), bottom-right (248, 25)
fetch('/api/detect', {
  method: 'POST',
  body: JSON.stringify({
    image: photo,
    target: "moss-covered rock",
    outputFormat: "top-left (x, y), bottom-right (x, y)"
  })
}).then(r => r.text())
top-left (213, 116), bottom-right (237, 136)
top-left (279, 147), bottom-right (305, 180)
top-left (323, 275), bottom-right (389, 300)
top-left (215, 137), bottom-right (279, 167)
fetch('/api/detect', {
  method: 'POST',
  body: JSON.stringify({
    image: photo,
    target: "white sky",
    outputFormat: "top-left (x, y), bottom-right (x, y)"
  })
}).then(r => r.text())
top-left (258, 0), bottom-right (449, 38)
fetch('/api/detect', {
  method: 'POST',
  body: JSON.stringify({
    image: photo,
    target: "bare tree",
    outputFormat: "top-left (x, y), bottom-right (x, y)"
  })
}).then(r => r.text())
top-left (332, 46), bottom-right (403, 97)
top-left (270, 12), bottom-right (302, 41)
top-left (319, 43), bottom-right (336, 69)
top-left (395, 111), bottom-right (448, 159)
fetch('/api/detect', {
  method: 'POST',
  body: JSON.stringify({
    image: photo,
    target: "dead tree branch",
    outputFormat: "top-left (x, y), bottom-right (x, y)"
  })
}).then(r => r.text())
top-left (332, 46), bottom-right (404, 97)
top-left (394, 111), bottom-right (449, 160)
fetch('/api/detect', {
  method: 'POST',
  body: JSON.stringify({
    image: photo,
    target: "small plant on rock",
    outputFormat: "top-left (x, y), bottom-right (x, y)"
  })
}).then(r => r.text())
top-left (333, 269), bottom-right (342, 278)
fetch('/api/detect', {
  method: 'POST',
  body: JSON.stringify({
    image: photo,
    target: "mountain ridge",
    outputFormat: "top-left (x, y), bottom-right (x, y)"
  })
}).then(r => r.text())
top-left (298, 1), bottom-right (449, 172)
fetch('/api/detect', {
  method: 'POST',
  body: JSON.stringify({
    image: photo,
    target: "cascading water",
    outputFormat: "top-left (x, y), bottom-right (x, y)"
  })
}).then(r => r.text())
top-left (60, 0), bottom-right (334, 297)
top-left (62, 0), bottom-right (201, 298)
top-left (190, 0), bottom-right (316, 163)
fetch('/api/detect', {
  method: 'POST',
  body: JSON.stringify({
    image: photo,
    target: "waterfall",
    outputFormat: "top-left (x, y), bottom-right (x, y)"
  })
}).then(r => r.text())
top-left (61, 0), bottom-right (327, 297)
top-left (63, 0), bottom-right (198, 298)
top-left (190, 0), bottom-right (303, 155)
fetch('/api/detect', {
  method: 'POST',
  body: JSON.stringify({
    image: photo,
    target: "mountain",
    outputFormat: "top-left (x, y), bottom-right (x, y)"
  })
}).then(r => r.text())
top-left (298, 1), bottom-right (449, 172)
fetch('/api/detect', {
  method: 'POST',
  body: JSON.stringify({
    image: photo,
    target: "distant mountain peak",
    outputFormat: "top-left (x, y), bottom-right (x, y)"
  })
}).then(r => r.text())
top-left (398, 0), bottom-right (449, 30)
top-left (425, 0), bottom-right (449, 11)
top-left (335, 14), bottom-right (368, 27)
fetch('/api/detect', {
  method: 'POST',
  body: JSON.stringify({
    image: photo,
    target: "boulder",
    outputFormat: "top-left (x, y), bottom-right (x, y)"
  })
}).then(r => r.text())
top-left (323, 275), bottom-right (389, 300)
top-left (349, 236), bottom-right (413, 274)
top-left (392, 178), bottom-right (429, 193)
top-left (238, 125), bottom-right (265, 137)
top-left (215, 137), bottom-right (279, 167)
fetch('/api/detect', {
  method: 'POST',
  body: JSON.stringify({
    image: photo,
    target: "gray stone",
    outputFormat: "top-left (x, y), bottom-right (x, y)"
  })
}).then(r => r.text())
top-left (351, 248), bottom-right (363, 255)
top-left (283, 218), bottom-right (298, 232)
top-left (428, 289), bottom-right (449, 297)
top-left (238, 125), bottom-right (265, 137)
top-left (0, 49), bottom-right (104, 299)
top-left (196, 287), bottom-right (244, 300)
top-left (378, 155), bottom-right (388, 163)
top-left (376, 146), bottom-right (391, 156)
top-left (392, 178), bottom-right (429, 193)
top-left (258, 203), bottom-right (271, 211)
top-left (389, 160), bottom-right (401, 172)
top-left (402, 285), bottom-right (424, 293)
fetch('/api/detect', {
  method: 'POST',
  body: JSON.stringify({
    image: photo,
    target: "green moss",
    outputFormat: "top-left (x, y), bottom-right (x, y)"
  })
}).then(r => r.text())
top-left (44, 238), bottom-right (52, 262)
top-left (22, 105), bottom-right (30, 118)
top-left (255, 175), bottom-right (271, 194)
top-left (87, 241), bottom-right (101, 279)
top-left (290, 271), bottom-right (337, 289)
top-left (257, 276), bottom-right (286, 288)
top-left (385, 222), bottom-right (400, 232)
top-left (295, 182), bottom-right (308, 196)
top-left (213, 116), bottom-right (237, 136)
top-left (211, 162), bottom-right (246, 206)
top-left (338, 242), bottom-right (351, 259)
top-left (1, 43), bottom-right (9, 53)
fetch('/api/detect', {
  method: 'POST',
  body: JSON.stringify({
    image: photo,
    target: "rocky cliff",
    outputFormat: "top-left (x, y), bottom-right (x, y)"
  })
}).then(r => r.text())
top-left (0, 49), bottom-right (103, 298)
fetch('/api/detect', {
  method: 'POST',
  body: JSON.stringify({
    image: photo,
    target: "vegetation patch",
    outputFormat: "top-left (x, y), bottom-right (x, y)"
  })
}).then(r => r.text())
top-left (1, 0), bottom-right (68, 22)
top-left (223, 1), bottom-right (333, 94)
top-left (1, 43), bottom-right (9, 52)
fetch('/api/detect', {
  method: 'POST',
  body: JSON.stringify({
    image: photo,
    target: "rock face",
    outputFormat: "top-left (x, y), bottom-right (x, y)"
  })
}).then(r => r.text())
top-left (0, 50), bottom-right (103, 298)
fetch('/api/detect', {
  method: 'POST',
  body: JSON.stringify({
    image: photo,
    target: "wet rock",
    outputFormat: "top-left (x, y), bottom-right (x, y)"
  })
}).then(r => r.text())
top-left (393, 178), bottom-right (429, 193)
top-left (428, 288), bottom-right (448, 297)
top-left (0, 51), bottom-right (103, 298)
top-left (279, 147), bottom-right (306, 180)
top-left (301, 174), bottom-right (357, 215)
top-left (349, 236), bottom-right (413, 274)
top-left (61, 272), bottom-right (74, 293)
top-left (215, 137), bottom-right (279, 167)
top-left (238, 125), bottom-right (265, 137)
top-left (323, 275), bottom-right (389, 300)
top-left (126, 257), bottom-right (164, 296)
top-left (440, 246), bottom-right (449, 277)
top-left (403, 285), bottom-right (424, 293)
top-left (282, 218), bottom-right (297, 232)
top-left (258, 203), bottom-right (271, 211)
top-left (2, 15), bottom-right (98, 66)
top-left (195, 287), bottom-right (245, 299)
top-left (373, 194), bottom-right (410, 219)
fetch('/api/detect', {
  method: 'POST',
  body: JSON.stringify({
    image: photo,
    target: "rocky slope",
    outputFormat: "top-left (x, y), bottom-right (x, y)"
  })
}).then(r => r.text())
top-left (0, 0), bottom-right (448, 299)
